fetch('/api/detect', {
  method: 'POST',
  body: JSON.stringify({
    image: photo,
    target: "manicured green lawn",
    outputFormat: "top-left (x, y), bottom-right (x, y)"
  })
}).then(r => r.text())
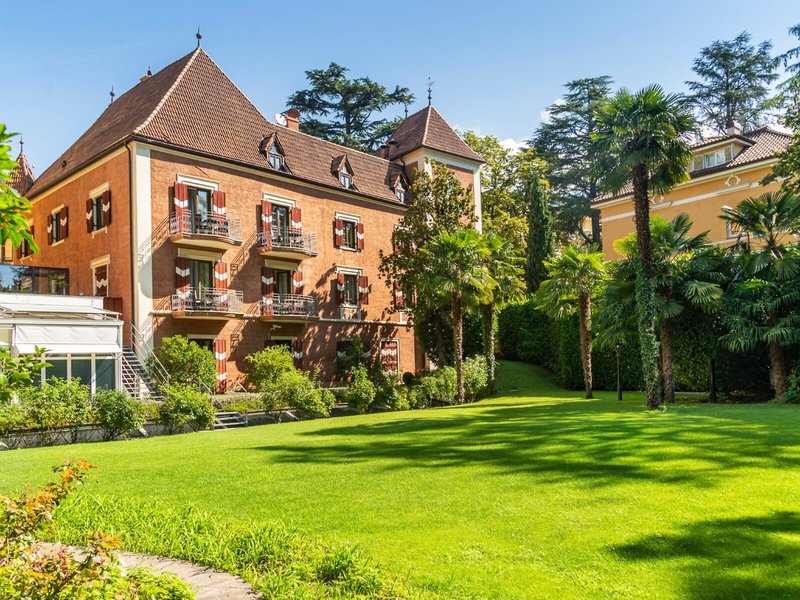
top-left (2, 361), bottom-right (800, 599)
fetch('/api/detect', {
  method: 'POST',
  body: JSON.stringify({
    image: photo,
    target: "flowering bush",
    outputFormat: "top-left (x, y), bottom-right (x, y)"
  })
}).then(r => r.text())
top-left (0, 460), bottom-right (194, 598)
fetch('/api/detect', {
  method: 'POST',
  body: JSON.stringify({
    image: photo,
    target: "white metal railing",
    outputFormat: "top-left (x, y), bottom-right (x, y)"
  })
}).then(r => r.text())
top-left (260, 294), bottom-right (316, 318)
top-left (172, 288), bottom-right (244, 314)
top-left (170, 213), bottom-right (243, 242)
top-left (257, 226), bottom-right (317, 255)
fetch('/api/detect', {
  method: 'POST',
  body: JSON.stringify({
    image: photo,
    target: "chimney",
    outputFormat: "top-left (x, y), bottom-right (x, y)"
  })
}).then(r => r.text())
top-left (376, 143), bottom-right (389, 159)
top-left (139, 67), bottom-right (153, 83)
top-left (726, 118), bottom-right (742, 137)
top-left (284, 108), bottom-right (301, 132)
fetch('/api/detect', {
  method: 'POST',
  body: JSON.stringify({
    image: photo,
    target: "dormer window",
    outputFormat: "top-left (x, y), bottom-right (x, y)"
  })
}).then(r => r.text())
top-left (690, 144), bottom-right (736, 172)
top-left (340, 166), bottom-right (352, 189)
top-left (394, 181), bottom-right (406, 202)
top-left (268, 144), bottom-right (285, 170)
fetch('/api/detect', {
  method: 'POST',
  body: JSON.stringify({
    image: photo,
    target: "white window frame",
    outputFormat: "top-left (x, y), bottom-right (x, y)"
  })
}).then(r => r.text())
top-left (176, 174), bottom-right (220, 191)
top-left (335, 212), bottom-right (361, 251)
top-left (336, 265), bottom-right (362, 309)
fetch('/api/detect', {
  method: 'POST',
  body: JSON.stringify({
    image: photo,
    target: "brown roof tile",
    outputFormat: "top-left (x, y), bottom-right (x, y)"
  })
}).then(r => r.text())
top-left (27, 49), bottom-right (408, 204)
top-left (593, 127), bottom-right (792, 204)
top-left (10, 151), bottom-right (35, 195)
top-left (386, 106), bottom-right (483, 163)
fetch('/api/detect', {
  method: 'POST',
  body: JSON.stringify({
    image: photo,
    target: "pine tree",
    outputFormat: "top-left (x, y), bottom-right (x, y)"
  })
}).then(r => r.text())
top-left (686, 32), bottom-right (778, 133)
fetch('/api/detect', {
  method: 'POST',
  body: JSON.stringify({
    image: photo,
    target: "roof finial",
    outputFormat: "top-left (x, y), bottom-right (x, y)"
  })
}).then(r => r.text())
top-left (109, 86), bottom-right (115, 104)
top-left (19, 137), bottom-right (24, 155)
top-left (427, 77), bottom-right (434, 106)
top-left (404, 102), bottom-right (409, 119)
top-left (196, 27), bottom-right (202, 48)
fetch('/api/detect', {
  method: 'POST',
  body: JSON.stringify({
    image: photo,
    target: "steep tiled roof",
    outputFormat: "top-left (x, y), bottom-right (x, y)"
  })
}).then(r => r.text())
top-left (593, 127), bottom-right (792, 204)
top-left (28, 49), bottom-right (407, 203)
top-left (386, 106), bottom-right (483, 163)
top-left (10, 150), bottom-right (35, 195)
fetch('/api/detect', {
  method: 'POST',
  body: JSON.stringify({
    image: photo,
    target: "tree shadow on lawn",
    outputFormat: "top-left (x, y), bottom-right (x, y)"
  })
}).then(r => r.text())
top-left (611, 512), bottom-right (800, 599)
top-left (253, 397), bottom-right (800, 490)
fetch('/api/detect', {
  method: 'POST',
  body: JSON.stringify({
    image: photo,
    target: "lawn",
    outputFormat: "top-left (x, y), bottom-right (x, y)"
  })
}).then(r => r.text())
top-left (1, 361), bottom-right (799, 599)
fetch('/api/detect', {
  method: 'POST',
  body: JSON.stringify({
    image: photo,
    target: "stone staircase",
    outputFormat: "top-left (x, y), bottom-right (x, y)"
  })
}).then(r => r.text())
top-left (214, 411), bottom-right (248, 430)
top-left (121, 348), bottom-right (163, 401)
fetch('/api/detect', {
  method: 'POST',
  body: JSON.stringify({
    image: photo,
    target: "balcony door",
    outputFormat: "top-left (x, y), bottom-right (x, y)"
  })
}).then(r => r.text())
top-left (188, 187), bottom-right (213, 233)
top-left (274, 269), bottom-right (292, 296)
top-left (189, 259), bottom-right (214, 292)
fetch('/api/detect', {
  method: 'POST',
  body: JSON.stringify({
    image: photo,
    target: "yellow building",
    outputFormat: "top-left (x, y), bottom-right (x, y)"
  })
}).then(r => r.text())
top-left (593, 125), bottom-right (792, 260)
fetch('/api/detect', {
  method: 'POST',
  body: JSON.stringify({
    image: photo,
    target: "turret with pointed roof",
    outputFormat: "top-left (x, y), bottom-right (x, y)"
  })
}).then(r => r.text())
top-left (384, 105), bottom-right (483, 163)
top-left (9, 145), bottom-right (35, 195)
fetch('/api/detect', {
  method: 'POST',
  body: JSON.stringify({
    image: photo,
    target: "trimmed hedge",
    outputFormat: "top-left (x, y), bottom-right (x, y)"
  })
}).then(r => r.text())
top-left (498, 300), bottom-right (643, 391)
top-left (499, 300), bottom-right (775, 397)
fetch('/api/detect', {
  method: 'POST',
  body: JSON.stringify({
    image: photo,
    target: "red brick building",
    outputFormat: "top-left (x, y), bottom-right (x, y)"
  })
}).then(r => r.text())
top-left (15, 47), bottom-right (483, 391)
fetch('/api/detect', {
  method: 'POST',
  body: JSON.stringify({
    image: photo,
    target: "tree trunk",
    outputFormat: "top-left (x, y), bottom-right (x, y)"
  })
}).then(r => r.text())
top-left (768, 341), bottom-right (788, 402)
top-left (578, 292), bottom-right (593, 399)
top-left (433, 311), bottom-right (447, 367)
top-left (452, 293), bottom-right (465, 404)
top-left (632, 163), bottom-right (663, 410)
top-left (659, 319), bottom-right (675, 404)
top-left (483, 303), bottom-right (496, 393)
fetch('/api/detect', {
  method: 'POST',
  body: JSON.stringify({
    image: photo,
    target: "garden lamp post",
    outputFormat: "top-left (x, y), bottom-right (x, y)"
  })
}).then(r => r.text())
top-left (615, 343), bottom-right (622, 401)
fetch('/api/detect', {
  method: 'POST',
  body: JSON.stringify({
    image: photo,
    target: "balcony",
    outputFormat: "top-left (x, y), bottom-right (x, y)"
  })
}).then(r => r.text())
top-left (259, 294), bottom-right (317, 322)
top-left (171, 288), bottom-right (244, 319)
top-left (169, 213), bottom-right (243, 249)
top-left (256, 227), bottom-right (318, 259)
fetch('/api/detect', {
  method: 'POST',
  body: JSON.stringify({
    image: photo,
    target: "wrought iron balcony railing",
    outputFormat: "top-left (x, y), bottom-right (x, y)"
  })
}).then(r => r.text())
top-left (257, 226), bottom-right (317, 255)
top-left (171, 287), bottom-right (244, 314)
top-left (260, 293), bottom-right (316, 318)
top-left (170, 213), bottom-right (243, 242)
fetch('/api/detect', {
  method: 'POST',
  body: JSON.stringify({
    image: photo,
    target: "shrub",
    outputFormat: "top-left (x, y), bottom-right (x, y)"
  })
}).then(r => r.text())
top-left (412, 366), bottom-right (458, 407)
top-left (377, 383), bottom-right (408, 411)
top-left (0, 403), bottom-right (29, 449)
top-left (0, 347), bottom-right (48, 404)
top-left (148, 336), bottom-right (217, 390)
top-left (463, 355), bottom-right (489, 401)
top-left (335, 336), bottom-right (371, 376)
top-left (344, 366), bottom-right (376, 413)
top-left (159, 385), bottom-right (215, 433)
top-left (92, 389), bottom-right (147, 441)
top-left (261, 370), bottom-right (335, 420)
top-left (0, 461), bottom-right (195, 599)
top-left (19, 377), bottom-right (92, 445)
top-left (245, 346), bottom-right (296, 391)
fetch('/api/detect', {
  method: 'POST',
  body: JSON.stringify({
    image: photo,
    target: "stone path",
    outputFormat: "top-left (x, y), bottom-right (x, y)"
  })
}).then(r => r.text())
top-left (39, 543), bottom-right (259, 599)
top-left (118, 550), bottom-right (259, 600)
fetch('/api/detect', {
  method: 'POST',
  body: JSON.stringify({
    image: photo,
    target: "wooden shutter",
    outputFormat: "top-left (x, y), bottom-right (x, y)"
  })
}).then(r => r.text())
top-left (261, 266), bottom-right (274, 316)
top-left (175, 257), bottom-right (191, 309)
top-left (358, 275), bottom-right (369, 305)
top-left (334, 218), bottom-right (344, 248)
top-left (214, 261), bottom-right (228, 290)
top-left (61, 207), bottom-right (69, 239)
top-left (47, 214), bottom-right (54, 245)
top-left (336, 273), bottom-right (346, 304)
top-left (212, 190), bottom-right (226, 217)
top-left (214, 338), bottom-right (227, 394)
top-left (260, 199), bottom-right (272, 249)
top-left (356, 222), bottom-right (365, 250)
top-left (290, 207), bottom-right (302, 230)
top-left (86, 198), bottom-right (94, 233)
top-left (381, 340), bottom-right (399, 373)
top-left (336, 340), bottom-right (347, 358)
top-left (393, 280), bottom-right (403, 307)
top-left (174, 182), bottom-right (189, 231)
top-left (292, 338), bottom-right (303, 370)
top-left (292, 269), bottom-right (304, 295)
top-left (94, 264), bottom-right (108, 297)
top-left (102, 190), bottom-right (112, 227)
top-left (23, 226), bottom-right (34, 257)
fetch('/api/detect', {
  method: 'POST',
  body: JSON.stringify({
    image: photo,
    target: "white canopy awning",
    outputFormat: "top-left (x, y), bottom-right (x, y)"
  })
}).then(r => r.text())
top-left (13, 322), bottom-right (121, 356)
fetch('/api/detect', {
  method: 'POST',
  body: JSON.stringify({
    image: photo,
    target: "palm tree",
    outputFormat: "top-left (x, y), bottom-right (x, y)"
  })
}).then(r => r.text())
top-left (593, 85), bottom-right (695, 409)
top-left (608, 214), bottom-right (725, 403)
top-left (536, 245), bottom-right (606, 398)
top-left (419, 229), bottom-right (495, 403)
top-left (721, 191), bottom-right (800, 401)
top-left (480, 233), bottom-right (525, 392)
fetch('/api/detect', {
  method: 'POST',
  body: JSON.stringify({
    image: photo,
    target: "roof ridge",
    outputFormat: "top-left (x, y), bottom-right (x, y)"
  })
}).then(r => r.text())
top-left (276, 120), bottom-right (395, 164)
top-left (134, 48), bottom-right (202, 135)
top-left (421, 106), bottom-right (433, 146)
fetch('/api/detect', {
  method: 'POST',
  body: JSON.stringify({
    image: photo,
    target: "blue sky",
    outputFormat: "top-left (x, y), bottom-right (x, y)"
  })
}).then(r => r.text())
top-left (2, 0), bottom-right (799, 173)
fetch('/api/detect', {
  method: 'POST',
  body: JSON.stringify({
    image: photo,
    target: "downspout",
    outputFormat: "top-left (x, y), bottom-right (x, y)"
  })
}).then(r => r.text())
top-left (126, 141), bottom-right (136, 349)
